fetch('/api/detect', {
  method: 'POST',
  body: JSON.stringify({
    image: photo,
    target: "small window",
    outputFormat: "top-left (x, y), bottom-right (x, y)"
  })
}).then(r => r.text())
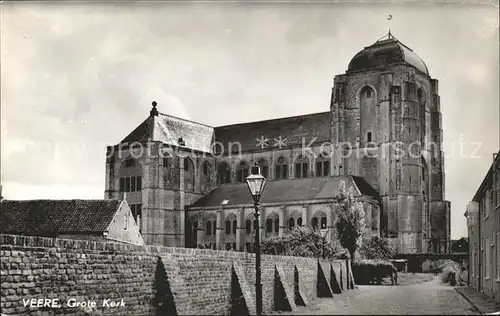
top-left (321, 217), bottom-right (327, 229)
top-left (245, 220), bottom-right (252, 234)
top-left (288, 218), bottom-right (295, 230)
top-left (124, 213), bottom-right (128, 230)
top-left (125, 177), bottom-right (131, 192)
top-left (367, 132), bottom-right (372, 142)
top-left (225, 220), bottom-right (231, 235)
top-left (366, 90), bottom-right (372, 98)
top-left (137, 177), bottom-right (142, 191)
top-left (131, 176), bottom-right (136, 192)
top-left (232, 243), bottom-right (237, 251)
top-left (274, 219), bottom-right (279, 233)
top-left (312, 217), bottom-right (318, 229)
top-left (213, 221), bottom-right (217, 235)
top-left (232, 220), bottom-right (237, 235)
top-left (184, 159), bottom-right (189, 171)
top-left (266, 219), bottom-right (273, 233)
top-left (206, 221), bottom-right (212, 236)
top-left (297, 218), bottom-right (303, 227)
top-left (203, 161), bottom-right (210, 176)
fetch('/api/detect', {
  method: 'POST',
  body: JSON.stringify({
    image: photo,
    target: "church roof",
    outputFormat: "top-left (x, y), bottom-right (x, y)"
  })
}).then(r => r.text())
top-left (214, 112), bottom-right (330, 154)
top-left (121, 112), bottom-right (215, 153)
top-left (0, 199), bottom-right (122, 236)
top-left (347, 33), bottom-right (429, 75)
top-left (188, 175), bottom-right (378, 208)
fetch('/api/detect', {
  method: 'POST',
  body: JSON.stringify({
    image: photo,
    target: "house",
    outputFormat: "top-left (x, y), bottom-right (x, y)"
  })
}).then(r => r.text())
top-left (464, 151), bottom-right (500, 303)
top-left (0, 199), bottom-right (144, 245)
top-left (451, 237), bottom-right (469, 254)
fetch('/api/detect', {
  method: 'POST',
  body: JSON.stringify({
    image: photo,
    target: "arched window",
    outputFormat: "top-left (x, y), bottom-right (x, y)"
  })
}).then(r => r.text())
top-left (217, 162), bottom-right (231, 184)
top-left (184, 157), bottom-right (195, 192)
top-left (236, 161), bottom-right (249, 183)
top-left (360, 86), bottom-right (377, 145)
top-left (266, 219), bottom-right (273, 233)
top-left (266, 212), bottom-right (279, 236)
top-left (275, 156), bottom-right (288, 180)
top-left (311, 211), bottom-right (327, 230)
top-left (297, 218), bottom-right (303, 226)
top-left (295, 155), bottom-right (309, 179)
top-left (162, 153), bottom-right (174, 188)
top-left (274, 219), bottom-right (279, 233)
top-left (315, 152), bottom-right (330, 177)
top-left (320, 217), bottom-right (327, 229)
top-left (245, 219), bottom-right (252, 234)
top-left (288, 218), bottom-right (295, 230)
top-left (232, 220), bottom-right (237, 235)
top-left (119, 157), bottom-right (143, 194)
top-left (203, 161), bottom-right (210, 176)
top-left (257, 158), bottom-right (269, 179)
top-left (206, 221), bottom-right (212, 236)
top-left (311, 217), bottom-right (318, 229)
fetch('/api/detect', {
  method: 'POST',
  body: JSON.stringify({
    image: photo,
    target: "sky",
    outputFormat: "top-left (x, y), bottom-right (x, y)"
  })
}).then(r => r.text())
top-left (1, 2), bottom-right (499, 239)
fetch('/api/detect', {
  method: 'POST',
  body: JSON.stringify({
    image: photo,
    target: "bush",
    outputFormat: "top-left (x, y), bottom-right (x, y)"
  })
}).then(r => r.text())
top-left (352, 259), bottom-right (396, 285)
top-left (261, 226), bottom-right (346, 260)
top-left (359, 236), bottom-right (395, 260)
top-left (438, 260), bottom-right (462, 286)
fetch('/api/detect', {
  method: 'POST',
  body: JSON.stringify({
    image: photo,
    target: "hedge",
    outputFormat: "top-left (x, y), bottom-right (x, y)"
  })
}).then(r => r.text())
top-left (352, 259), bottom-right (396, 285)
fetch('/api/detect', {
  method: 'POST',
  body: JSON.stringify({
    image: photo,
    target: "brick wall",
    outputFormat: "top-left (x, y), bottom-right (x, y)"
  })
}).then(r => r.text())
top-left (0, 234), bottom-right (355, 315)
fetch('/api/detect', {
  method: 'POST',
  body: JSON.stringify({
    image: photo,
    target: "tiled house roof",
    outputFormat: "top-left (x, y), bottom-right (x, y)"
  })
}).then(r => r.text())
top-left (188, 176), bottom-right (377, 208)
top-left (0, 199), bottom-right (122, 236)
top-left (121, 113), bottom-right (215, 153)
top-left (213, 112), bottom-right (330, 154)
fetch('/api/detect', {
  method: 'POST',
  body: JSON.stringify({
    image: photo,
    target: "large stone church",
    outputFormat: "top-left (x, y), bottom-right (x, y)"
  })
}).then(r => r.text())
top-left (104, 33), bottom-right (451, 254)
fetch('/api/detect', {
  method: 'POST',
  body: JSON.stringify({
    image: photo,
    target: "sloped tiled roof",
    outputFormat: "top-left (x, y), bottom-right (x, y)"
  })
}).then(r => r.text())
top-left (189, 176), bottom-right (377, 208)
top-left (0, 199), bottom-right (122, 236)
top-left (214, 112), bottom-right (330, 154)
top-left (121, 113), bottom-right (215, 153)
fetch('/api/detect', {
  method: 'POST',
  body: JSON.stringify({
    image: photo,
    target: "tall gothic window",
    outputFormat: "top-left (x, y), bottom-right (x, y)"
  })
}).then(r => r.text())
top-left (257, 158), bottom-right (269, 179)
top-left (217, 162), bottom-right (231, 184)
top-left (275, 156), bottom-right (288, 180)
top-left (236, 161), bottom-right (249, 183)
top-left (295, 155), bottom-right (309, 179)
top-left (315, 152), bottom-right (330, 177)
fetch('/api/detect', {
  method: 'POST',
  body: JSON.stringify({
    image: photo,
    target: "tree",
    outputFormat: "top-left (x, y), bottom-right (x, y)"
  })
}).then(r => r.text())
top-left (334, 181), bottom-right (365, 261)
top-left (261, 226), bottom-right (346, 259)
top-left (359, 236), bottom-right (395, 260)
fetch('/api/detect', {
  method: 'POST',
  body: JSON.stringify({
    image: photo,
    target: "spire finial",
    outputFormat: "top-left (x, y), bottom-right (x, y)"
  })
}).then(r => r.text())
top-left (388, 29), bottom-right (392, 38)
top-left (150, 100), bottom-right (159, 117)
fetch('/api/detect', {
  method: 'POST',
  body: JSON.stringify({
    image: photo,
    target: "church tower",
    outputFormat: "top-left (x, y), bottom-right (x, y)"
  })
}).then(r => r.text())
top-left (330, 32), bottom-right (451, 254)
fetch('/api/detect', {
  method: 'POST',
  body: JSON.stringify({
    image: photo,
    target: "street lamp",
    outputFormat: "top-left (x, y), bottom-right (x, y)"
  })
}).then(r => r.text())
top-left (320, 228), bottom-right (328, 259)
top-left (245, 163), bottom-right (267, 316)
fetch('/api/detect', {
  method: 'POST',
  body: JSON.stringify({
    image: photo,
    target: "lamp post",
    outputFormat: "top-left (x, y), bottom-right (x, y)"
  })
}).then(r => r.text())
top-left (245, 163), bottom-right (267, 316)
top-left (320, 228), bottom-right (328, 259)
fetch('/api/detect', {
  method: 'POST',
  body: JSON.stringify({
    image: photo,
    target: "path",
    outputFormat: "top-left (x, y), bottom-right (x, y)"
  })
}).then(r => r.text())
top-left (285, 276), bottom-right (479, 315)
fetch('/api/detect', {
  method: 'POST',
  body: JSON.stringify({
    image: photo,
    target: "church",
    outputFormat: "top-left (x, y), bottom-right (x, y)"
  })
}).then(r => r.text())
top-left (104, 33), bottom-right (451, 254)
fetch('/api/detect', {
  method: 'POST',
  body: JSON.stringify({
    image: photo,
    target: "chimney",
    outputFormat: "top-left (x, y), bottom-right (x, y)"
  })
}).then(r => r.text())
top-left (150, 101), bottom-right (159, 117)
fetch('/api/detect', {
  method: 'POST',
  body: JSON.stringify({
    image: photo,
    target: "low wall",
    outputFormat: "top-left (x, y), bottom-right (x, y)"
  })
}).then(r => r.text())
top-left (0, 234), bottom-right (355, 315)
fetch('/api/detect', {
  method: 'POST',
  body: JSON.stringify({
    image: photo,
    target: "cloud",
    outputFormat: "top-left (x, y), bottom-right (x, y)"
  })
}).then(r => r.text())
top-left (1, 2), bottom-right (498, 239)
